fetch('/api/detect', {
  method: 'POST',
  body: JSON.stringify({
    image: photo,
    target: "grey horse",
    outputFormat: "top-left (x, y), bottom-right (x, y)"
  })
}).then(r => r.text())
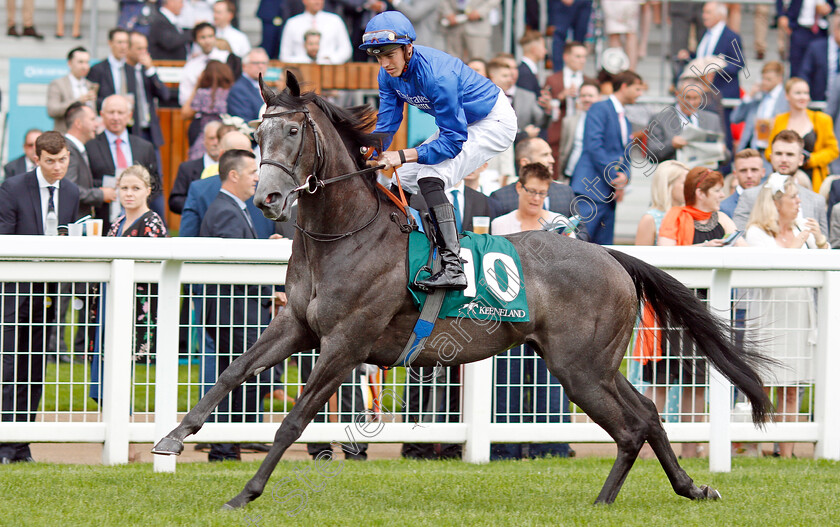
top-left (153, 72), bottom-right (772, 510)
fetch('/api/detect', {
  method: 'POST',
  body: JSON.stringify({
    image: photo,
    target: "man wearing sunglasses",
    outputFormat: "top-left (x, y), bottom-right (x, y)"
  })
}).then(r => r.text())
top-left (361, 11), bottom-right (517, 291)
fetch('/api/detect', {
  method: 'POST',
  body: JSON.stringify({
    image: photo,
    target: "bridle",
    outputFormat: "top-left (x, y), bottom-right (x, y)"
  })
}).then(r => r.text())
top-left (258, 105), bottom-right (387, 242)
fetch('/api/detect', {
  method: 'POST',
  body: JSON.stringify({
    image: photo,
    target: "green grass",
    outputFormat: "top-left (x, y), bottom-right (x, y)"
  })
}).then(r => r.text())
top-left (0, 457), bottom-right (836, 526)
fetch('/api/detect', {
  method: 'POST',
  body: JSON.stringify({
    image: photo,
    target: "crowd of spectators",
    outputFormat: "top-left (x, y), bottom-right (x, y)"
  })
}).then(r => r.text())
top-left (3, 1), bottom-right (840, 463)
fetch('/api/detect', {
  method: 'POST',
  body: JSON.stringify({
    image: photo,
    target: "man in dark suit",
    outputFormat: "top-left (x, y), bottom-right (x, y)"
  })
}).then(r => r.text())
top-left (685, 2), bottom-right (743, 101)
top-left (86, 28), bottom-right (130, 111)
top-left (125, 31), bottom-right (171, 148)
top-left (199, 149), bottom-right (273, 461)
top-left (169, 121), bottom-right (223, 214)
top-left (64, 102), bottom-right (116, 220)
top-left (148, 0), bottom-right (192, 60)
top-left (516, 29), bottom-right (545, 95)
top-left (571, 71), bottom-right (644, 245)
top-left (802, 17), bottom-right (840, 102)
top-left (0, 132), bottom-right (80, 463)
top-left (227, 48), bottom-right (270, 122)
top-left (179, 131), bottom-right (273, 237)
top-left (3, 129), bottom-right (41, 182)
top-left (257, 0), bottom-right (286, 59)
top-left (86, 95), bottom-right (163, 226)
top-left (778, 0), bottom-right (835, 78)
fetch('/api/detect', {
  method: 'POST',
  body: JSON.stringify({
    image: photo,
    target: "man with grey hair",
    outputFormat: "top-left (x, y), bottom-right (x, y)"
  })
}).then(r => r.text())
top-left (646, 76), bottom-right (730, 168)
top-left (227, 48), bottom-right (270, 122)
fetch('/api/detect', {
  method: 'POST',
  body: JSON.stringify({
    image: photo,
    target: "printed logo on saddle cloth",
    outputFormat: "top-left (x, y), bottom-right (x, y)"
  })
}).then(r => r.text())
top-left (407, 231), bottom-right (530, 321)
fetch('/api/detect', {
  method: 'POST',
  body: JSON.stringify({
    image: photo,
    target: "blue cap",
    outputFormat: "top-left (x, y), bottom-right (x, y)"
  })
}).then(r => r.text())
top-left (358, 11), bottom-right (416, 53)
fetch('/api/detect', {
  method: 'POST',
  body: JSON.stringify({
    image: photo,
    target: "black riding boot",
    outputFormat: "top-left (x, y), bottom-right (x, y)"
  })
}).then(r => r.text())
top-left (416, 203), bottom-right (468, 291)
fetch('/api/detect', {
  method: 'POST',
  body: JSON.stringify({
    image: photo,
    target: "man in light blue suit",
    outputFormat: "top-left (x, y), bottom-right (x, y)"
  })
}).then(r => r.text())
top-left (570, 71), bottom-right (644, 245)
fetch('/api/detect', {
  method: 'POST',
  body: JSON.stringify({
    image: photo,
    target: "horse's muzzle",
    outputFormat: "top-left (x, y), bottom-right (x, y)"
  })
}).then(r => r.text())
top-left (255, 189), bottom-right (293, 221)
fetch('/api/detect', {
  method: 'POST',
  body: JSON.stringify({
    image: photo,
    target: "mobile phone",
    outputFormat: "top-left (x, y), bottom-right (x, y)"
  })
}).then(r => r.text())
top-left (721, 230), bottom-right (743, 246)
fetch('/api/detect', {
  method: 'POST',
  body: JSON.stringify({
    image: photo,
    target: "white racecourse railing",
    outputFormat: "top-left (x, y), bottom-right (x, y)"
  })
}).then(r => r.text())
top-left (1, 236), bottom-right (839, 474)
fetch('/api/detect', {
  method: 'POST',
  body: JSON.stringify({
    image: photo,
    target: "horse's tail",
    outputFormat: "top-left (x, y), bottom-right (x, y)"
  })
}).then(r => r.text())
top-left (606, 248), bottom-right (773, 425)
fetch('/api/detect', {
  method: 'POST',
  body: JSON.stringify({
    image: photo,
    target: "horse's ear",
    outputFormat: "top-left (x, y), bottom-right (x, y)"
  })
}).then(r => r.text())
top-left (286, 70), bottom-right (301, 97)
top-left (258, 73), bottom-right (275, 105)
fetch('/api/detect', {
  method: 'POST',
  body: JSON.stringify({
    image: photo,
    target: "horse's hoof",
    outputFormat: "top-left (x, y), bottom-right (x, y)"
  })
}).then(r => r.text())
top-left (220, 503), bottom-right (236, 511)
top-left (699, 485), bottom-right (722, 500)
top-left (151, 437), bottom-right (184, 456)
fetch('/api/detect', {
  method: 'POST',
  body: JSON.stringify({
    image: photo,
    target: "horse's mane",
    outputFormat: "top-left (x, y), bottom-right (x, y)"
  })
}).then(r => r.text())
top-left (265, 88), bottom-right (385, 176)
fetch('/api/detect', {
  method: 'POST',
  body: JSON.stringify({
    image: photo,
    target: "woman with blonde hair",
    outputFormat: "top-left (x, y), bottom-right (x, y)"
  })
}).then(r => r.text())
top-left (766, 78), bottom-right (839, 192)
top-left (744, 173), bottom-right (828, 458)
top-left (634, 160), bottom-right (689, 245)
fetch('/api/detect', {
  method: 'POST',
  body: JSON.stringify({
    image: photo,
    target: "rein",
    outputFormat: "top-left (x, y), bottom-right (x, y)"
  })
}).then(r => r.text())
top-left (259, 105), bottom-right (411, 242)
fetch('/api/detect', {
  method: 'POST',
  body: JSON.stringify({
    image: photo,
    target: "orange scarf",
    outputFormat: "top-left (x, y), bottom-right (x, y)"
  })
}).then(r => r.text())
top-left (634, 302), bottom-right (662, 364)
top-left (658, 206), bottom-right (712, 246)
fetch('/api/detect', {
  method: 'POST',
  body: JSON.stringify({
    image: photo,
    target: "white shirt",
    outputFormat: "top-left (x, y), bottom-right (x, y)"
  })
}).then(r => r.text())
top-left (610, 94), bottom-right (629, 145)
top-left (69, 74), bottom-right (88, 99)
top-left (24, 157), bottom-right (35, 172)
top-left (491, 210), bottom-right (564, 235)
top-left (179, 47), bottom-right (232, 105)
top-left (64, 133), bottom-right (86, 155)
top-left (104, 129), bottom-right (134, 170)
top-left (280, 11), bottom-right (352, 65)
top-left (563, 66), bottom-right (583, 116)
top-left (757, 83), bottom-right (784, 119)
top-left (35, 167), bottom-right (60, 232)
top-left (675, 104), bottom-right (699, 127)
top-left (160, 7), bottom-right (180, 27)
top-left (566, 112), bottom-right (587, 177)
top-left (797, 0), bottom-right (827, 27)
top-left (202, 152), bottom-right (215, 168)
top-left (107, 54), bottom-right (126, 94)
top-left (697, 21), bottom-right (726, 58)
top-left (216, 25), bottom-right (252, 58)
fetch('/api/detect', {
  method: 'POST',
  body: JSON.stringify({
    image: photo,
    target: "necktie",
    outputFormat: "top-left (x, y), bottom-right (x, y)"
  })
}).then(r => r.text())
top-left (118, 64), bottom-right (128, 95)
top-left (114, 138), bottom-right (128, 169)
top-left (618, 111), bottom-right (628, 144)
top-left (242, 207), bottom-right (256, 233)
top-left (47, 186), bottom-right (56, 214)
top-left (451, 189), bottom-right (463, 233)
top-left (135, 67), bottom-right (151, 127)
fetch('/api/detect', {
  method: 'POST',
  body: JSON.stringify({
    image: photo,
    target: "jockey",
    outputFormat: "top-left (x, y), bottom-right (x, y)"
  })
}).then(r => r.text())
top-left (360, 11), bottom-right (517, 291)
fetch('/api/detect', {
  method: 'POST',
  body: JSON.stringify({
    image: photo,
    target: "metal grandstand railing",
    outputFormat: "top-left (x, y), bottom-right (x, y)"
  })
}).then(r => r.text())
top-left (0, 237), bottom-right (838, 475)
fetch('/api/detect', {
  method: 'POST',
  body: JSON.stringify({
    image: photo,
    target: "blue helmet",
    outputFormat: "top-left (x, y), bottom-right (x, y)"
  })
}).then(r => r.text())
top-left (358, 11), bottom-right (416, 54)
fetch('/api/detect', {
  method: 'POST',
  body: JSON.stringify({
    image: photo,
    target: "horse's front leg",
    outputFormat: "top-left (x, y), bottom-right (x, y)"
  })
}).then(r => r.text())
top-left (222, 341), bottom-right (368, 510)
top-left (152, 311), bottom-right (316, 455)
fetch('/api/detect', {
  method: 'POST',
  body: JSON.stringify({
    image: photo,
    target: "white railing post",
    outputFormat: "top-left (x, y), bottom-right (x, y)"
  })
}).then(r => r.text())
top-left (462, 358), bottom-right (493, 463)
top-left (815, 271), bottom-right (840, 460)
top-left (154, 260), bottom-right (183, 473)
top-left (708, 268), bottom-right (732, 472)
top-left (102, 259), bottom-right (135, 465)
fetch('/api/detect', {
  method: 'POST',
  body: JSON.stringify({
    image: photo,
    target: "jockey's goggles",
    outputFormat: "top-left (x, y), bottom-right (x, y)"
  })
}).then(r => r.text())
top-left (362, 30), bottom-right (411, 52)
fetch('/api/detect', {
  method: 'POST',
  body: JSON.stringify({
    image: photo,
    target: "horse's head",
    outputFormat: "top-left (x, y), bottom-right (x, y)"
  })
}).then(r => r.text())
top-left (253, 70), bottom-right (319, 221)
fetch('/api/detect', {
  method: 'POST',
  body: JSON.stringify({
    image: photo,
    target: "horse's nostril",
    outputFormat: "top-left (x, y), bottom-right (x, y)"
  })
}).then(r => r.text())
top-left (264, 193), bottom-right (281, 206)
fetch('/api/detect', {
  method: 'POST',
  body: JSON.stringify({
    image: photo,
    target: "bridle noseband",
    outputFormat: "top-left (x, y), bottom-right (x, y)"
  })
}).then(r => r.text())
top-left (258, 105), bottom-right (387, 241)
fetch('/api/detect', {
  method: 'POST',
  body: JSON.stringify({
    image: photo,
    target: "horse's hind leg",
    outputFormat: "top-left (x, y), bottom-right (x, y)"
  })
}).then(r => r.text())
top-left (558, 369), bottom-right (650, 505)
top-left (619, 375), bottom-right (721, 500)
top-left (152, 312), bottom-right (315, 455)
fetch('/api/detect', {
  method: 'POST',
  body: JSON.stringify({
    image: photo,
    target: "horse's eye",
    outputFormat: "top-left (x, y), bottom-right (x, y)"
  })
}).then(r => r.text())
top-left (289, 127), bottom-right (299, 135)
